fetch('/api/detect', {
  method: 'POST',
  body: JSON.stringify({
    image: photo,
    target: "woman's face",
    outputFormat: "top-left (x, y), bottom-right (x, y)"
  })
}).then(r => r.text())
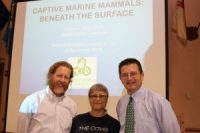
top-left (89, 90), bottom-right (108, 112)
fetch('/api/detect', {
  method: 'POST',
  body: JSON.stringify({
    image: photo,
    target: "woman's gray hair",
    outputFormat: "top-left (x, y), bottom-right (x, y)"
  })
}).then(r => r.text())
top-left (88, 83), bottom-right (109, 97)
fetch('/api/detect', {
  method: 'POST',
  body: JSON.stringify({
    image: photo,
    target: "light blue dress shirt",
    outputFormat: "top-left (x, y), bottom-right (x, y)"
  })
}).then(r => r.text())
top-left (116, 87), bottom-right (181, 133)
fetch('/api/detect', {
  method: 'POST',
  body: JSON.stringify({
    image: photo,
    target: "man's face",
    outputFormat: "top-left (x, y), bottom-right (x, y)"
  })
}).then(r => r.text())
top-left (49, 66), bottom-right (72, 97)
top-left (120, 64), bottom-right (144, 95)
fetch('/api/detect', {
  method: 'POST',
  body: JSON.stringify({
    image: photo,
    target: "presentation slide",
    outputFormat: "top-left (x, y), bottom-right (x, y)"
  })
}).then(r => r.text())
top-left (6, 0), bottom-right (166, 132)
top-left (20, 0), bottom-right (152, 95)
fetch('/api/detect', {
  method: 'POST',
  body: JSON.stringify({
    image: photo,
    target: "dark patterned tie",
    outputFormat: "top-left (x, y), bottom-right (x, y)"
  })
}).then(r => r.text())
top-left (125, 96), bottom-right (135, 133)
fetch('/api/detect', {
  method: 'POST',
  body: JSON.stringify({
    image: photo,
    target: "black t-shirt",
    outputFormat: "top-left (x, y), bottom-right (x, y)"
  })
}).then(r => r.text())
top-left (70, 112), bottom-right (120, 133)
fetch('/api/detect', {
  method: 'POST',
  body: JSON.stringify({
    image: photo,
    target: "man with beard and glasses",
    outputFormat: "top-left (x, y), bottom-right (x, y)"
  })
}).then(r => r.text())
top-left (17, 61), bottom-right (77, 133)
top-left (116, 58), bottom-right (181, 133)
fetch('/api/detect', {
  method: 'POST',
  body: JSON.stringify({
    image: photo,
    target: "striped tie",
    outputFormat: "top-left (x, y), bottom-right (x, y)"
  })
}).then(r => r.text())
top-left (125, 96), bottom-right (135, 133)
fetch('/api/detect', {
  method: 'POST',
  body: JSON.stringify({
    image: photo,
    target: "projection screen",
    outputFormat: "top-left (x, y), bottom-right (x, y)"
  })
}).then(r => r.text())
top-left (6, 0), bottom-right (167, 132)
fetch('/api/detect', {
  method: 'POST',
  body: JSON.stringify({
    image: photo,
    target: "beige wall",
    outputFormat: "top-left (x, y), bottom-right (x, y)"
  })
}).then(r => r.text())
top-left (168, 0), bottom-right (200, 132)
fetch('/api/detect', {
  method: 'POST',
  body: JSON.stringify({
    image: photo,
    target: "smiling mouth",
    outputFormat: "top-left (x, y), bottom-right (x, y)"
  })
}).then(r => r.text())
top-left (56, 83), bottom-right (65, 88)
top-left (127, 82), bottom-right (135, 86)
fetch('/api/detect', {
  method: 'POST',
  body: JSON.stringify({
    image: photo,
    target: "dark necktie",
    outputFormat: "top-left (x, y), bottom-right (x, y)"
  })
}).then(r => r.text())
top-left (125, 96), bottom-right (135, 133)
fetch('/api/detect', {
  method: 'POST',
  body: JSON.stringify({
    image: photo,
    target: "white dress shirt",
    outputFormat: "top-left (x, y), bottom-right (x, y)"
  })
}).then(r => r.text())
top-left (17, 86), bottom-right (77, 133)
top-left (116, 87), bottom-right (181, 133)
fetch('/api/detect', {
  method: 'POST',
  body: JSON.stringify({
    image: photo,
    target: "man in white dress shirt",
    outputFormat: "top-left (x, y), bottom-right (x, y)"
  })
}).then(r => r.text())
top-left (17, 61), bottom-right (77, 133)
top-left (116, 58), bottom-right (181, 133)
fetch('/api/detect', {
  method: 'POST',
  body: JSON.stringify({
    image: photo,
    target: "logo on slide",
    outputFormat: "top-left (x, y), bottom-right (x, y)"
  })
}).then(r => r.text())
top-left (74, 57), bottom-right (91, 76)
top-left (68, 57), bottom-right (96, 89)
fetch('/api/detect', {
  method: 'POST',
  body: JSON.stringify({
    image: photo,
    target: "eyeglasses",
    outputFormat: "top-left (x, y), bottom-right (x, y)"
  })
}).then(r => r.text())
top-left (121, 72), bottom-right (138, 78)
top-left (89, 95), bottom-right (108, 99)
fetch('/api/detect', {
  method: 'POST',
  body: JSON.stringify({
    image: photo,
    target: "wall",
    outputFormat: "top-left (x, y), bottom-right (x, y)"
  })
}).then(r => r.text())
top-left (168, 0), bottom-right (200, 132)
